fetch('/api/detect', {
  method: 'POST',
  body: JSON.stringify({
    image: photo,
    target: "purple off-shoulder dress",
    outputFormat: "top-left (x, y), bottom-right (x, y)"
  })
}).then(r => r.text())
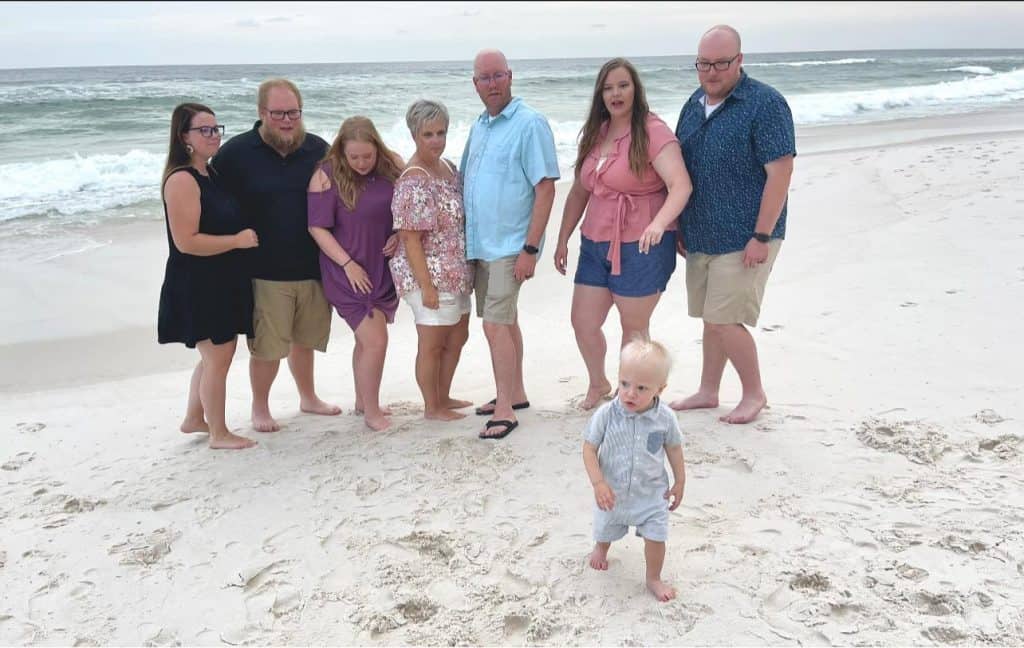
top-left (307, 168), bottom-right (398, 331)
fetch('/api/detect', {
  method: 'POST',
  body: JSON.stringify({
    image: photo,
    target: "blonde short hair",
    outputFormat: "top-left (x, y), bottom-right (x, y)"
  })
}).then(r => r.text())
top-left (620, 334), bottom-right (672, 383)
top-left (258, 78), bottom-right (303, 110)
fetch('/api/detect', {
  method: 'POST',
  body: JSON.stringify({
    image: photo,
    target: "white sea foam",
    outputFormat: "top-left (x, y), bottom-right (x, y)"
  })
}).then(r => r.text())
top-left (937, 66), bottom-right (995, 75)
top-left (791, 67), bottom-right (1024, 123)
top-left (0, 150), bottom-right (164, 222)
top-left (3, 66), bottom-right (1023, 222)
top-left (746, 57), bottom-right (875, 67)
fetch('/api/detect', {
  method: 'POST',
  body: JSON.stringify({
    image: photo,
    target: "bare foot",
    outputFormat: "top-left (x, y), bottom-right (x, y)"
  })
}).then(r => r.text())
top-left (300, 397), bottom-right (342, 416)
top-left (252, 406), bottom-right (281, 433)
top-left (209, 430), bottom-right (258, 450)
top-left (720, 393), bottom-right (767, 424)
top-left (355, 405), bottom-right (393, 416)
top-left (588, 543), bottom-right (610, 570)
top-left (180, 418), bottom-right (209, 434)
top-left (580, 382), bottom-right (613, 410)
top-left (669, 390), bottom-right (719, 411)
top-left (441, 398), bottom-right (473, 410)
top-left (363, 412), bottom-right (392, 431)
top-left (647, 578), bottom-right (676, 602)
top-left (425, 408), bottom-right (466, 421)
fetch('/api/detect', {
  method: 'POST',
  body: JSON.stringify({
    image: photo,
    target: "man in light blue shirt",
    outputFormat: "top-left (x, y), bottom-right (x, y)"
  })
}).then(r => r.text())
top-left (460, 49), bottom-right (560, 440)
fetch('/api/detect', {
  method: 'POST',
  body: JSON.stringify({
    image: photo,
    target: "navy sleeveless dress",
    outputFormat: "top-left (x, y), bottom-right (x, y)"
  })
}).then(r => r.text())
top-left (158, 167), bottom-right (254, 348)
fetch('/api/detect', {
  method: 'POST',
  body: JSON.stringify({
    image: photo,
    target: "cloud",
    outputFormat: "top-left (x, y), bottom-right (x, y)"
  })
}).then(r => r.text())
top-left (234, 18), bottom-right (260, 29)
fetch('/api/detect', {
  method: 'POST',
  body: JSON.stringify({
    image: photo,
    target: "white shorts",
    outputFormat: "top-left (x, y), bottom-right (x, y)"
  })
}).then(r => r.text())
top-left (403, 290), bottom-right (471, 326)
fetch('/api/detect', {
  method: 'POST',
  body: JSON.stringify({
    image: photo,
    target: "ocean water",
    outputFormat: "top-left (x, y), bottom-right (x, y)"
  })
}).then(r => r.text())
top-left (1, 49), bottom-right (1022, 234)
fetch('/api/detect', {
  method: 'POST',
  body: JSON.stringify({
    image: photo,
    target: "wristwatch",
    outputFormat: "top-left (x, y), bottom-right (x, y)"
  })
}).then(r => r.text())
top-left (522, 244), bottom-right (539, 255)
top-left (752, 232), bottom-right (771, 244)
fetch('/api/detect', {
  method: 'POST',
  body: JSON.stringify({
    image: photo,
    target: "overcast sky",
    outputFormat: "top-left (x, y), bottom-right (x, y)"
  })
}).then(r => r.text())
top-left (2, 1), bottom-right (1023, 69)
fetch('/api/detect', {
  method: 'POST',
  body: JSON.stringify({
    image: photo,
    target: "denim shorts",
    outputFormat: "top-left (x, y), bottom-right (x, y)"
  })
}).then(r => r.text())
top-left (574, 233), bottom-right (677, 297)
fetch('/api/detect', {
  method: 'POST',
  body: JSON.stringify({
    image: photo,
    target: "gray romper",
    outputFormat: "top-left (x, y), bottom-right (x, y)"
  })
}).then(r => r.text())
top-left (583, 397), bottom-right (683, 542)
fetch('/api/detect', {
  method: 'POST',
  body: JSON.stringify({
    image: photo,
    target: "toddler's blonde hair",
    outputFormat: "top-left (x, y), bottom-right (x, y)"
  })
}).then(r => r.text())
top-left (619, 334), bottom-right (672, 384)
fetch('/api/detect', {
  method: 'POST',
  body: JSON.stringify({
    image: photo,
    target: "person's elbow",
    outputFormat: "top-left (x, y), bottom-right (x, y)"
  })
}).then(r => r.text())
top-left (667, 172), bottom-right (693, 202)
top-left (765, 154), bottom-right (794, 181)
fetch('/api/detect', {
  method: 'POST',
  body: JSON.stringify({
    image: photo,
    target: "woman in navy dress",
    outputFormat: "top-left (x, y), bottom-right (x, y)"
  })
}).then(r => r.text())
top-left (158, 102), bottom-right (258, 450)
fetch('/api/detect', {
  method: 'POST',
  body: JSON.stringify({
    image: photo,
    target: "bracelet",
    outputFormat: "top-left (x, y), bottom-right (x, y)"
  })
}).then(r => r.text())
top-left (341, 258), bottom-right (353, 268)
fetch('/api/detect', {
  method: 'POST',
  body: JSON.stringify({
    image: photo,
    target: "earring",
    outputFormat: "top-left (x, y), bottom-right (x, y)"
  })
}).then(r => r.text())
top-left (185, 144), bottom-right (194, 155)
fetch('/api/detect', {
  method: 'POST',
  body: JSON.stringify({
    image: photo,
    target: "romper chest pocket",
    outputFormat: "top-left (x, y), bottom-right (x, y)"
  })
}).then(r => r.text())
top-left (646, 431), bottom-right (665, 454)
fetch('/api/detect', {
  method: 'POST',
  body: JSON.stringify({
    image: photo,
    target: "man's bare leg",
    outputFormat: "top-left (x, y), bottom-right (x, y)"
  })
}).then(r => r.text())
top-left (480, 321), bottom-right (519, 436)
top-left (670, 321), bottom-right (725, 411)
top-left (250, 356), bottom-right (281, 432)
top-left (716, 323), bottom-right (767, 424)
top-left (289, 344), bottom-right (341, 416)
top-left (644, 539), bottom-right (676, 601)
top-left (180, 360), bottom-right (209, 433)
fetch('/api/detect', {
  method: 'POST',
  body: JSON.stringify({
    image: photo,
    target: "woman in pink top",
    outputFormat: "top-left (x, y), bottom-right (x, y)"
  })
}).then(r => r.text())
top-left (554, 58), bottom-right (693, 409)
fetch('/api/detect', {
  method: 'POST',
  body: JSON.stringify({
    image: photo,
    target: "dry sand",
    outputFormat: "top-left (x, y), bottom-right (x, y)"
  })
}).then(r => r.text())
top-left (2, 107), bottom-right (1023, 645)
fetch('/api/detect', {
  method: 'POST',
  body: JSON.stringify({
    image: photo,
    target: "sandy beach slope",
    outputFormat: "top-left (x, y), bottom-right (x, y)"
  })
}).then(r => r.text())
top-left (1, 107), bottom-right (1023, 645)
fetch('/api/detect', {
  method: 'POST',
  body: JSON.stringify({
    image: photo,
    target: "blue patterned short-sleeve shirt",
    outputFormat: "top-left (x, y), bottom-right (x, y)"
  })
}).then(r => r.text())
top-left (675, 71), bottom-right (796, 255)
top-left (583, 397), bottom-right (683, 500)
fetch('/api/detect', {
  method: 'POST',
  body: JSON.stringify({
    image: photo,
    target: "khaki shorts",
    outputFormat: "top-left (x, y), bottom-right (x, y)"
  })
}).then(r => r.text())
top-left (249, 279), bottom-right (331, 360)
top-left (473, 256), bottom-right (523, 325)
top-left (686, 240), bottom-right (782, 327)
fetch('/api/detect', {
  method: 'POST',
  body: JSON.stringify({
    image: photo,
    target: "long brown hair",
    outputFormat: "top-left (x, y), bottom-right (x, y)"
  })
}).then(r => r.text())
top-left (162, 102), bottom-right (213, 195)
top-left (322, 116), bottom-right (402, 210)
top-left (574, 58), bottom-right (651, 178)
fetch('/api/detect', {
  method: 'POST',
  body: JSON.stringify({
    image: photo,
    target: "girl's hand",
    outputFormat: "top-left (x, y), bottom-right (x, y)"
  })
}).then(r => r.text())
top-left (344, 261), bottom-right (372, 294)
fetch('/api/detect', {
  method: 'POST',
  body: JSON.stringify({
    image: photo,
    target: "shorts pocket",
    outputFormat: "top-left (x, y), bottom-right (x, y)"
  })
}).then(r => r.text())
top-left (646, 431), bottom-right (665, 454)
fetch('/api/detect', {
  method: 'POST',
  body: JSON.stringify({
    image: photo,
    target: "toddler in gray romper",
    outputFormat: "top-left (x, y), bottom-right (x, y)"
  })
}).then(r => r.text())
top-left (582, 335), bottom-right (686, 601)
top-left (584, 397), bottom-right (683, 543)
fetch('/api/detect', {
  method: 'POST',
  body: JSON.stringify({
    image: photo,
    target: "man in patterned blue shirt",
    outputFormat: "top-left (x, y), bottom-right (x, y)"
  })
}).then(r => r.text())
top-left (670, 25), bottom-right (796, 424)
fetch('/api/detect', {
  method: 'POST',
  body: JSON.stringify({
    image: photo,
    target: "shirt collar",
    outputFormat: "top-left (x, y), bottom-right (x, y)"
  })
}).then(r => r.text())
top-left (611, 395), bottom-right (662, 420)
top-left (480, 96), bottom-right (523, 124)
top-left (692, 70), bottom-right (750, 107)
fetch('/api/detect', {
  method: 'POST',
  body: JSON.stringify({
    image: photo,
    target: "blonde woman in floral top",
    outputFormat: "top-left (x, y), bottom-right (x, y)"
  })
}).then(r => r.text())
top-left (390, 100), bottom-right (475, 421)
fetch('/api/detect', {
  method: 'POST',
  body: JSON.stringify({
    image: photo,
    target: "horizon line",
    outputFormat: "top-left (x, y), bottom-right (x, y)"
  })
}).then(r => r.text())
top-left (3, 47), bottom-right (1023, 73)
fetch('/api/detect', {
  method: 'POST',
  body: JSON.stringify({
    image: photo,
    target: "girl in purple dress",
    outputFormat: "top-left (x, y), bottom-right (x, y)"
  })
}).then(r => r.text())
top-left (307, 116), bottom-right (403, 431)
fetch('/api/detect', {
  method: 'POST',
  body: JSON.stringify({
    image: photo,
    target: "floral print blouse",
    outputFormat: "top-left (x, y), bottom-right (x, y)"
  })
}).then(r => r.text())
top-left (388, 168), bottom-right (474, 298)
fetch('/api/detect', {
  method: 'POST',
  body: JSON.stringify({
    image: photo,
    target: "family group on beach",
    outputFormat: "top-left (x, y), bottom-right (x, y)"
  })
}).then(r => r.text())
top-left (157, 25), bottom-right (796, 600)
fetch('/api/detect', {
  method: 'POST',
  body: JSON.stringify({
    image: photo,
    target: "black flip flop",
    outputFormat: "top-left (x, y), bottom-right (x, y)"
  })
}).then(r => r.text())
top-left (474, 398), bottom-right (531, 416)
top-left (479, 419), bottom-right (519, 440)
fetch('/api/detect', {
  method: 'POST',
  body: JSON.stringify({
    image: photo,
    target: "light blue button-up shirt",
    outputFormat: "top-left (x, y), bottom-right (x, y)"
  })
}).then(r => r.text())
top-left (459, 97), bottom-right (560, 262)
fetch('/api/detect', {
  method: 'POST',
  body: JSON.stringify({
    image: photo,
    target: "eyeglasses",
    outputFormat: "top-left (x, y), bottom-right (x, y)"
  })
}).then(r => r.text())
top-left (695, 55), bottom-right (740, 72)
top-left (474, 71), bottom-right (509, 85)
top-left (267, 109), bottom-right (302, 121)
top-left (186, 125), bottom-right (226, 138)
